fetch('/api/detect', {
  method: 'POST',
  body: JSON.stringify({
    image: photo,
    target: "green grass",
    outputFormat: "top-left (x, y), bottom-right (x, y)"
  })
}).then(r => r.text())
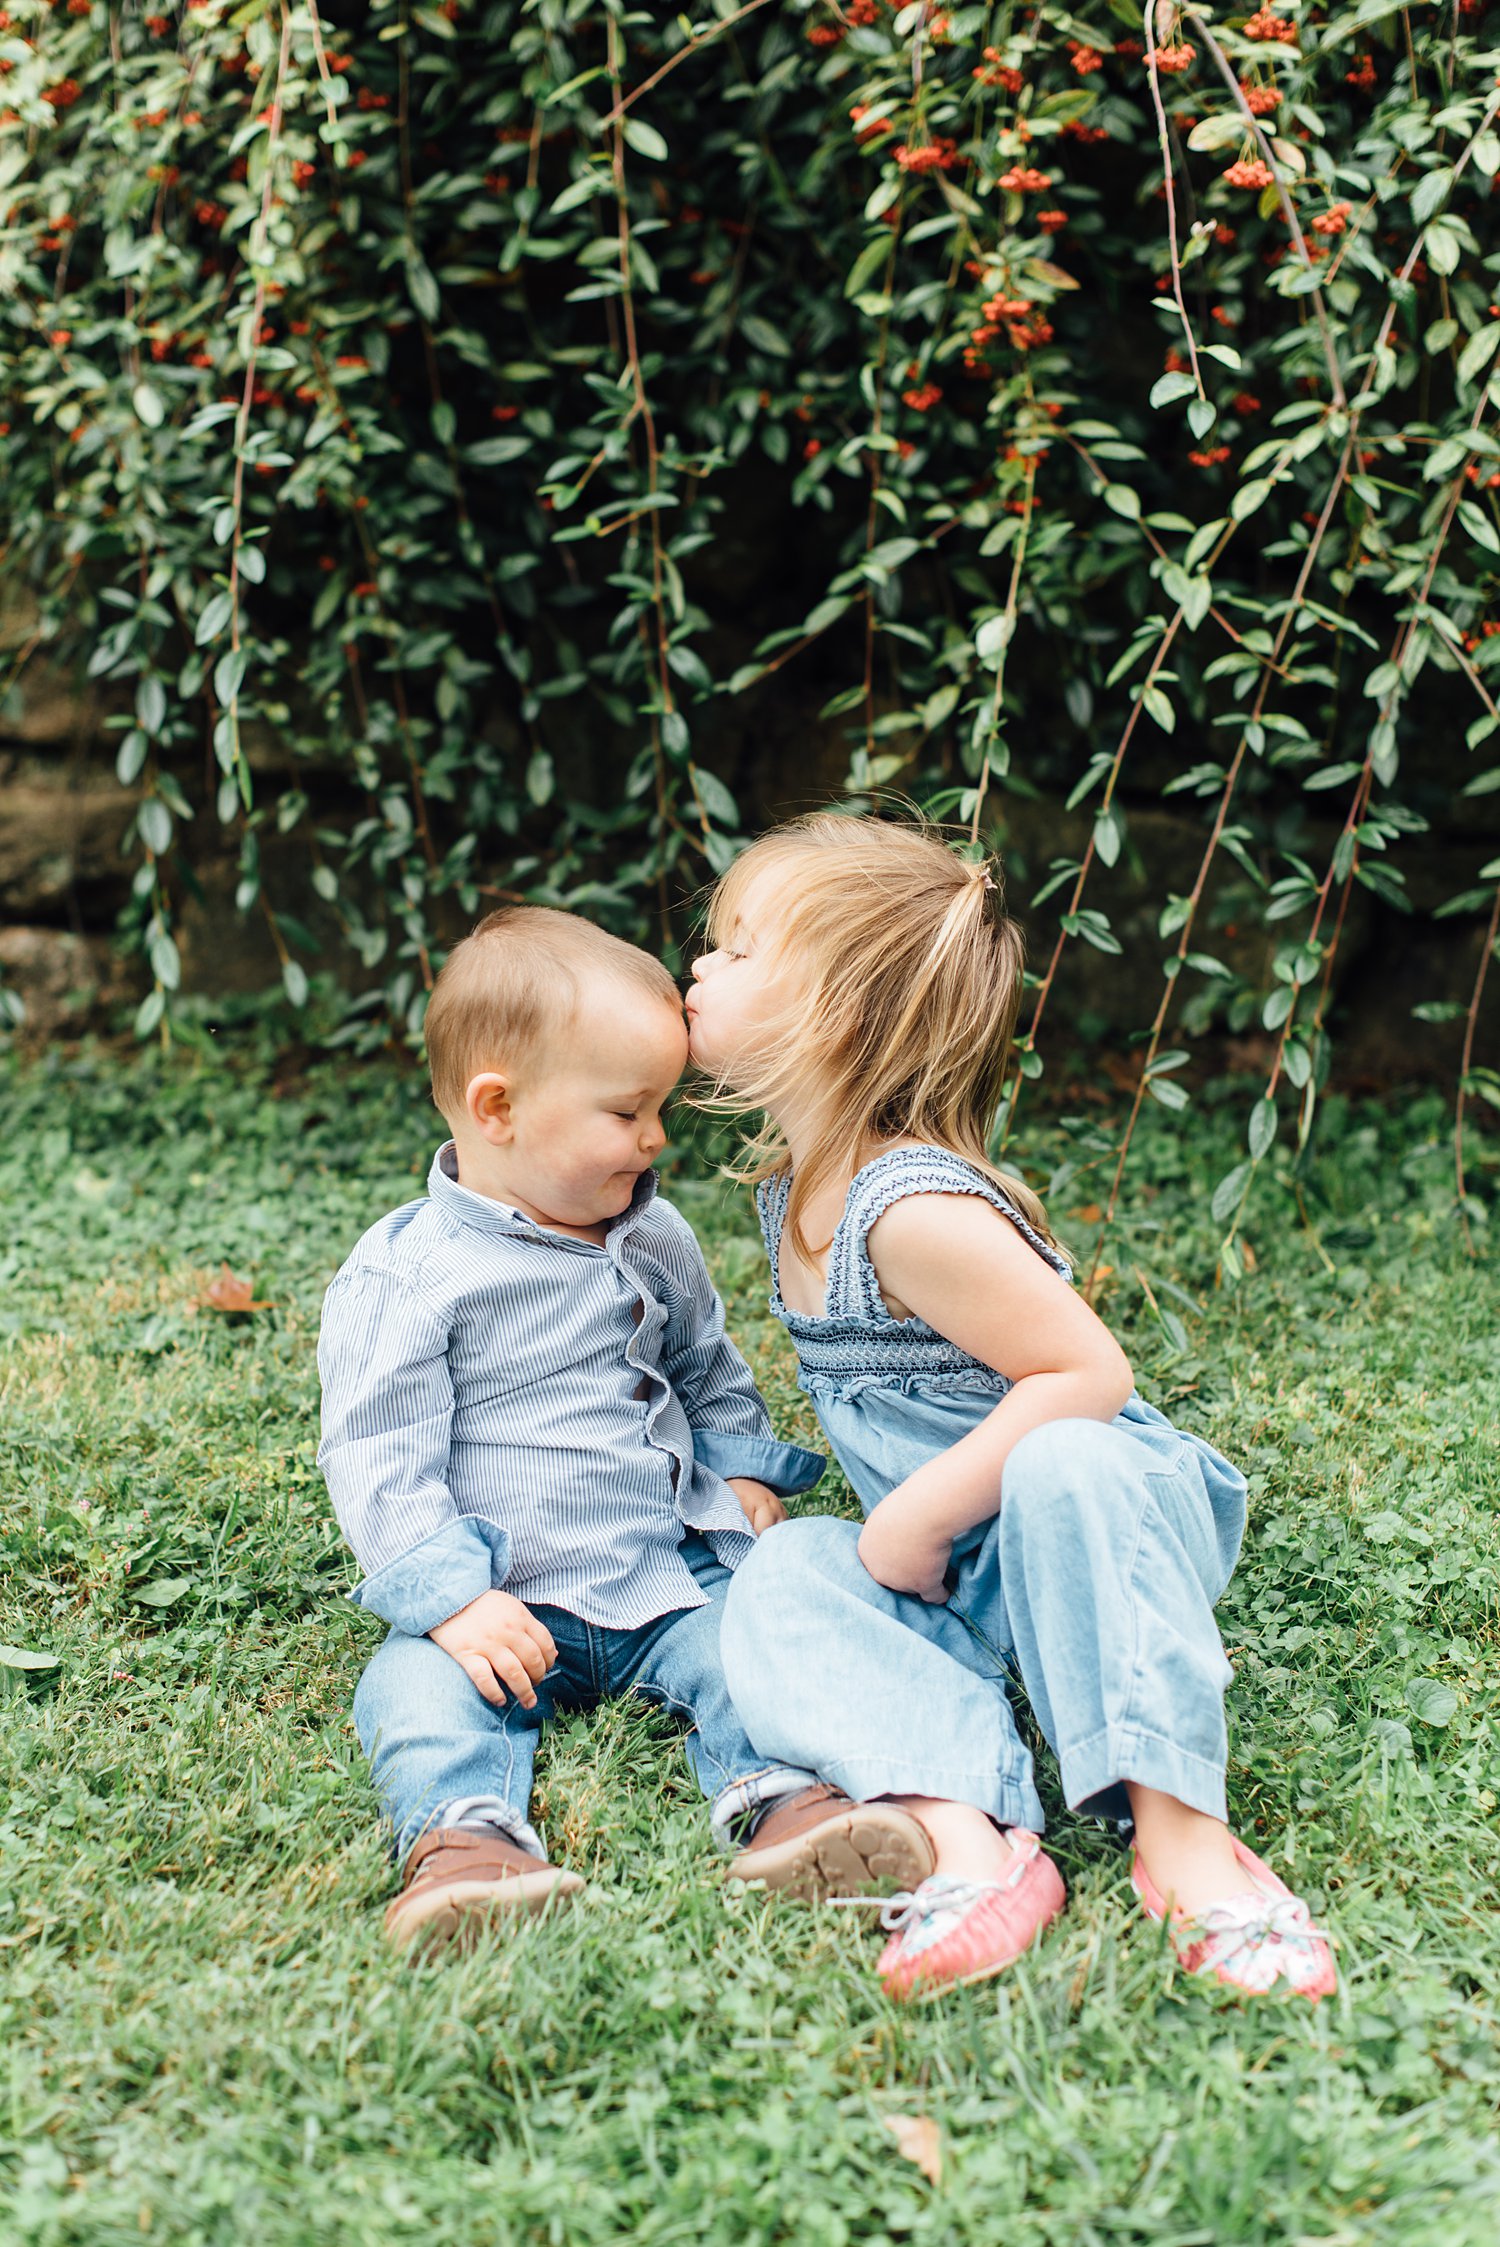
top-left (2, 1039), bottom-right (1498, 2246)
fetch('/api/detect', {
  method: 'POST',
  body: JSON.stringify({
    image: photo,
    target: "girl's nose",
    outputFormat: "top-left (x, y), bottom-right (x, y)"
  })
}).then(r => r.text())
top-left (689, 952), bottom-right (714, 983)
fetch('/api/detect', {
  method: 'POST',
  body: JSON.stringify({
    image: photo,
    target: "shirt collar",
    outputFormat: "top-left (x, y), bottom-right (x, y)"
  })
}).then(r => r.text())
top-left (428, 1142), bottom-right (659, 1247)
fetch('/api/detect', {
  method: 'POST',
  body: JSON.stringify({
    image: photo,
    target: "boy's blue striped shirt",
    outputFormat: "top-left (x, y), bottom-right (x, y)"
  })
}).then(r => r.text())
top-left (317, 1144), bottom-right (823, 1637)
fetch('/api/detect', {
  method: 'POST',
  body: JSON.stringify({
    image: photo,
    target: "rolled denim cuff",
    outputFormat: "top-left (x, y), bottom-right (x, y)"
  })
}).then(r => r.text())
top-left (693, 1429), bottom-right (825, 1496)
top-left (351, 1517), bottom-right (511, 1637)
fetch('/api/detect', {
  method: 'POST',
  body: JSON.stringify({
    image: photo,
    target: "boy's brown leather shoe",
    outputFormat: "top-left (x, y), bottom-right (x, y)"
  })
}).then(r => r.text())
top-left (725, 1782), bottom-right (935, 1902)
top-left (384, 1826), bottom-right (584, 1953)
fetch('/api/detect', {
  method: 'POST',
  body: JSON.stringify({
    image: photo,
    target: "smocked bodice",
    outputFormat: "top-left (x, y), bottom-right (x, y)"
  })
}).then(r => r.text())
top-left (755, 1144), bottom-right (1072, 1398)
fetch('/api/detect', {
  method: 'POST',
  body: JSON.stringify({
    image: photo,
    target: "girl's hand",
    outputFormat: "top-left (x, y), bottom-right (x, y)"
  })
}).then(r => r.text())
top-left (857, 1496), bottom-right (953, 1604)
top-left (728, 1476), bottom-right (787, 1535)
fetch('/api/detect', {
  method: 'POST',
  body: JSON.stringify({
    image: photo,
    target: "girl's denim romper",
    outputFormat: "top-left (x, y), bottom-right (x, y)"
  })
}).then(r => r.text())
top-left (719, 1146), bottom-right (1249, 1830)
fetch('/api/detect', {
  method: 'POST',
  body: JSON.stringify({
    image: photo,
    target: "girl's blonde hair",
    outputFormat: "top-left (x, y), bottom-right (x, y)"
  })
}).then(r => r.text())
top-left (702, 811), bottom-right (1056, 1260)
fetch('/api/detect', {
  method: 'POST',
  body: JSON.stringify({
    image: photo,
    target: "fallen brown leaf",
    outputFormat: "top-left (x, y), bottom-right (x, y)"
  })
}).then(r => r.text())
top-left (883, 2113), bottom-right (942, 2184)
top-left (200, 1264), bottom-right (275, 1314)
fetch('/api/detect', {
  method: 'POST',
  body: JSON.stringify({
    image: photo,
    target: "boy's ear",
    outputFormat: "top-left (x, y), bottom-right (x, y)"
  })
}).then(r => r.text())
top-left (465, 1070), bottom-right (514, 1143)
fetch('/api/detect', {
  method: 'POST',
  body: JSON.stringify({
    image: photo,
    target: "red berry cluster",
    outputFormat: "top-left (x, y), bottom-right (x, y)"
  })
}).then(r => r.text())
top-left (1153, 45), bottom-right (1195, 74)
top-left (1189, 445), bottom-right (1231, 467)
top-left (901, 381), bottom-right (942, 412)
top-left (1240, 81), bottom-right (1280, 115)
top-left (1068, 42), bottom-right (1102, 75)
top-left (1345, 53), bottom-right (1376, 88)
top-left (1242, 8), bottom-right (1297, 40)
top-left (1310, 201), bottom-right (1352, 236)
top-left (896, 138), bottom-right (961, 173)
top-left (973, 48), bottom-right (1023, 91)
top-left (998, 165), bottom-right (1051, 193)
top-left (1224, 157), bottom-right (1274, 189)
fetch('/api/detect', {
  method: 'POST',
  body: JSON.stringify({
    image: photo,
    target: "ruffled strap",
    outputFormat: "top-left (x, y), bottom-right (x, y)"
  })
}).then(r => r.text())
top-left (828, 1145), bottom-right (1071, 1324)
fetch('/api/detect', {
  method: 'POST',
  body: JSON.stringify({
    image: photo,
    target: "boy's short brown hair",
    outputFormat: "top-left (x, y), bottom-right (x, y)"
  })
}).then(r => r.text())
top-left (424, 905), bottom-right (681, 1123)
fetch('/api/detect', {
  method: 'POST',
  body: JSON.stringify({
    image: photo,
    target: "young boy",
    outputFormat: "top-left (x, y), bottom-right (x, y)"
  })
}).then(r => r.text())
top-left (318, 906), bottom-right (938, 1949)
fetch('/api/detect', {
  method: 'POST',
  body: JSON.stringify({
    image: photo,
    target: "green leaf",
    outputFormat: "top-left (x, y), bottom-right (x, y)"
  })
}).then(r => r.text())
top-left (406, 253), bottom-right (440, 323)
top-left (133, 382), bottom-right (165, 429)
top-left (1457, 322), bottom-right (1500, 389)
top-left (1458, 501), bottom-right (1500, 556)
top-left (1186, 114), bottom-right (1244, 154)
top-left (1405, 1676), bottom-right (1458, 1727)
top-left (845, 236), bottom-right (892, 300)
top-left (0, 1644), bottom-right (59, 1671)
top-left (622, 118), bottom-right (668, 163)
top-left (1410, 166), bottom-right (1454, 226)
top-left (1248, 1096), bottom-right (1277, 1161)
top-left (195, 591), bottom-right (233, 647)
top-left (1211, 1160), bottom-right (1251, 1227)
top-left (131, 1578), bottom-right (191, 1608)
top-left (976, 614), bottom-right (1013, 666)
top-left (1150, 371), bottom-right (1198, 409)
top-left (136, 675), bottom-right (167, 736)
top-left (691, 764), bottom-right (738, 827)
top-left (282, 960), bottom-right (309, 1009)
top-left (1101, 483), bottom-right (1142, 522)
top-left (1141, 685), bottom-right (1175, 734)
top-left (1230, 477), bottom-right (1275, 523)
top-left (138, 799), bottom-right (173, 855)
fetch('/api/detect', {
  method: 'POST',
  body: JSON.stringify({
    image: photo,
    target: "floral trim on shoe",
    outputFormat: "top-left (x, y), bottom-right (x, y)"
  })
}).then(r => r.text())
top-left (1131, 1835), bottom-right (1337, 2002)
top-left (875, 1831), bottom-right (1066, 1999)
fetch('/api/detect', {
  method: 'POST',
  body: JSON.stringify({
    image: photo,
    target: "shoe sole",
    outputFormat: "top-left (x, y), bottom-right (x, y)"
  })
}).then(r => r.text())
top-left (728, 1806), bottom-right (935, 1903)
top-left (385, 1867), bottom-right (585, 1955)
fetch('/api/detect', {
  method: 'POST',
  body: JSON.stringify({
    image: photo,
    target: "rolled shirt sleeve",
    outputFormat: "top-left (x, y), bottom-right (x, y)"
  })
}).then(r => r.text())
top-left (316, 1265), bottom-right (512, 1633)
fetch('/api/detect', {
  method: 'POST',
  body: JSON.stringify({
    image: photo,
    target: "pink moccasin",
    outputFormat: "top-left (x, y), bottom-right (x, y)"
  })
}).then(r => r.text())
top-left (876, 1831), bottom-right (1067, 1999)
top-left (1131, 1834), bottom-right (1337, 2002)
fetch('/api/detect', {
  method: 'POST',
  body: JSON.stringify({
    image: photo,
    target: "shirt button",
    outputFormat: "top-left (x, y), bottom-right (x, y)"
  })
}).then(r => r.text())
top-left (631, 1298), bottom-right (645, 1321)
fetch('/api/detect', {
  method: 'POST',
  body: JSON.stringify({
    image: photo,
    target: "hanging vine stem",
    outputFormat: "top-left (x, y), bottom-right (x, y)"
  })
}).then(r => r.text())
top-left (1209, 424), bottom-right (1487, 1255)
top-left (968, 456), bottom-right (1037, 846)
top-left (596, 0), bottom-right (777, 127)
top-left (221, 1), bottom-right (295, 819)
top-left (1002, 423), bottom-right (1313, 1133)
top-left (1082, 432), bottom-right (1357, 1285)
top-left (1144, 5), bottom-right (1205, 403)
top-left (607, 14), bottom-right (677, 938)
top-left (1184, 6), bottom-right (1346, 410)
top-left (861, 221), bottom-right (904, 785)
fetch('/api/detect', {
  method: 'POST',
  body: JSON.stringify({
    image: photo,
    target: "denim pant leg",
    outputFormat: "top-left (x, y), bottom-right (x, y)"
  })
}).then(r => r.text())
top-left (618, 1537), bottom-right (814, 1845)
top-left (353, 1628), bottom-right (552, 1863)
top-left (963, 1414), bottom-right (1245, 1825)
top-left (721, 1515), bottom-right (1047, 1832)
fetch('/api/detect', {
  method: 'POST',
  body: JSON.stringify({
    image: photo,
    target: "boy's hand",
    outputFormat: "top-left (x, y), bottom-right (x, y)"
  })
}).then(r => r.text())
top-left (728, 1476), bottom-right (786, 1536)
top-left (429, 1589), bottom-right (558, 1709)
top-left (857, 1493), bottom-right (952, 1605)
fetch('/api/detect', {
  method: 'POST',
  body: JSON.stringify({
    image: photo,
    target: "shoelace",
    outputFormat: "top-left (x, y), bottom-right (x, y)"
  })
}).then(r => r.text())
top-left (877, 1875), bottom-right (1003, 1939)
top-left (1183, 1893), bottom-right (1332, 1968)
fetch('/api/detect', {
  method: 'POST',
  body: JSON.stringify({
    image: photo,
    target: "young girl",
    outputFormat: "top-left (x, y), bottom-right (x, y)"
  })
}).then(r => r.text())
top-left (689, 813), bottom-right (1336, 2002)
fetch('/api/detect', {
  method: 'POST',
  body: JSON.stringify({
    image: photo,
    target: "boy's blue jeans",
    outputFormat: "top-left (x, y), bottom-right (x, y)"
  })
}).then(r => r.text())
top-left (719, 1411), bottom-right (1248, 1833)
top-left (354, 1534), bottom-right (810, 1862)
